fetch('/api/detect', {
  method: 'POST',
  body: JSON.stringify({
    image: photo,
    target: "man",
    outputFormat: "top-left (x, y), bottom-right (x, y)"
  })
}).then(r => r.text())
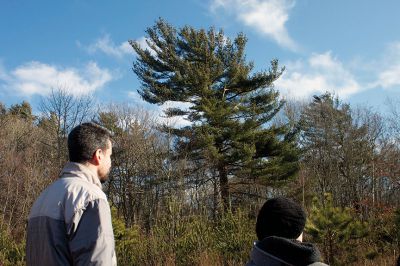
top-left (247, 197), bottom-right (328, 266)
top-left (26, 122), bottom-right (117, 265)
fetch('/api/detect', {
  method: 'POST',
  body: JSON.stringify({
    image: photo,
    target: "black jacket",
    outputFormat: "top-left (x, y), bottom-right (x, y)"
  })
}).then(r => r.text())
top-left (246, 236), bottom-right (328, 266)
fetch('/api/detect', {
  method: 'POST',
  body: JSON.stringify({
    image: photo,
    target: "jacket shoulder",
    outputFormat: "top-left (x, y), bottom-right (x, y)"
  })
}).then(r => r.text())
top-left (28, 177), bottom-right (107, 221)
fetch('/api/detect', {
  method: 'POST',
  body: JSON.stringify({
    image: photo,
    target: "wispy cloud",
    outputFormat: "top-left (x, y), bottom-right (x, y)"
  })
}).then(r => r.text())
top-left (131, 36), bottom-right (158, 56)
top-left (275, 51), bottom-right (361, 99)
top-left (368, 42), bottom-right (400, 89)
top-left (0, 61), bottom-right (113, 96)
top-left (78, 34), bottom-right (134, 59)
top-left (211, 0), bottom-right (298, 51)
top-left (159, 101), bottom-right (193, 127)
top-left (275, 42), bottom-right (400, 100)
top-left (0, 60), bottom-right (11, 82)
top-left (127, 90), bottom-right (192, 127)
top-left (78, 34), bottom-right (158, 59)
top-left (124, 40), bottom-right (400, 102)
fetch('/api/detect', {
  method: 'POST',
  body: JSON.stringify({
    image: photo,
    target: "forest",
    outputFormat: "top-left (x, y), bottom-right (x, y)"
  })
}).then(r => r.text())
top-left (0, 20), bottom-right (399, 265)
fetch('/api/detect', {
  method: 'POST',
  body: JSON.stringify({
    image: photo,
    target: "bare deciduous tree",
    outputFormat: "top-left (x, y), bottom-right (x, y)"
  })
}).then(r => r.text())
top-left (38, 87), bottom-right (94, 167)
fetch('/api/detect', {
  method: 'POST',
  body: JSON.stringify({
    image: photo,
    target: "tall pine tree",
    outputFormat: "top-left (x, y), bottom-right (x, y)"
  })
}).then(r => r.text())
top-left (131, 19), bottom-right (299, 211)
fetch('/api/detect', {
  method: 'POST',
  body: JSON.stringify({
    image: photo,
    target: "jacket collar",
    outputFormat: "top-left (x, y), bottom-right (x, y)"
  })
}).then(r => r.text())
top-left (249, 236), bottom-right (323, 266)
top-left (250, 240), bottom-right (292, 266)
top-left (60, 162), bottom-right (102, 189)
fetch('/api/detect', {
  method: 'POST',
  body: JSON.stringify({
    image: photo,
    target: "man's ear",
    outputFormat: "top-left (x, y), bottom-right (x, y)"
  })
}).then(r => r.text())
top-left (91, 149), bottom-right (102, 165)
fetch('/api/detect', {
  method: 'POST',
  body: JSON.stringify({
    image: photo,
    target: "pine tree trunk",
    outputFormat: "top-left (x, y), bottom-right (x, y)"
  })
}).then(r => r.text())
top-left (218, 164), bottom-right (230, 212)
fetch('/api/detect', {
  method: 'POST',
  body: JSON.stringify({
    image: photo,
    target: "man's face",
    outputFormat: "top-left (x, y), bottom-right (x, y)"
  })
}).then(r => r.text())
top-left (98, 139), bottom-right (112, 183)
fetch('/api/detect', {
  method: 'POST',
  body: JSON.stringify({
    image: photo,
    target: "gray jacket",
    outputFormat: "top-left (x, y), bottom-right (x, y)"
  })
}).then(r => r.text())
top-left (26, 162), bottom-right (117, 266)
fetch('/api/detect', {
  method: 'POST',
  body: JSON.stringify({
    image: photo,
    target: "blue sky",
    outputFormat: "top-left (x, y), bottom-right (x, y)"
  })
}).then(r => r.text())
top-left (1, 0), bottom-right (400, 116)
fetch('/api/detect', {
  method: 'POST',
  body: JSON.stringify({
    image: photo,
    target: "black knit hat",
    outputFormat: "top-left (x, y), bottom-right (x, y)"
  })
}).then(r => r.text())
top-left (256, 197), bottom-right (306, 240)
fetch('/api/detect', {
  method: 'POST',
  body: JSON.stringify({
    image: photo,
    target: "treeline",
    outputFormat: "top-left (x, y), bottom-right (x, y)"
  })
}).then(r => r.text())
top-left (1, 20), bottom-right (400, 265)
top-left (0, 91), bottom-right (399, 265)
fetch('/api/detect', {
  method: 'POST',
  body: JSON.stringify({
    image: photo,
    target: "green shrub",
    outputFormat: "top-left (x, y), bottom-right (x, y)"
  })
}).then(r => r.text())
top-left (0, 223), bottom-right (25, 266)
top-left (112, 208), bottom-right (148, 265)
top-left (212, 209), bottom-right (254, 263)
top-left (112, 200), bottom-right (256, 266)
top-left (306, 193), bottom-right (368, 265)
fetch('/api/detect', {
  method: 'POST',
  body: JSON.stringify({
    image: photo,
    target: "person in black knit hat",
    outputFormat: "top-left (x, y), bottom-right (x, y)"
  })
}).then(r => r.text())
top-left (246, 197), bottom-right (328, 266)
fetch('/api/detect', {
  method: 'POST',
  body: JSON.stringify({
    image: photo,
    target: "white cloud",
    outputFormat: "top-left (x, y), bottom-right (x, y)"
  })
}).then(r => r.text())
top-left (133, 36), bottom-right (158, 56)
top-left (135, 37), bottom-right (150, 50)
top-left (373, 65), bottom-right (400, 89)
top-left (80, 34), bottom-right (157, 59)
top-left (83, 34), bottom-right (134, 59)
top-left (158, 101), bottom-right (193, 127)
top-left (277, 43), bottom-right (400, 99)
top-left (128, 91), bottom-right (192, 127)
top-left (211, 0), bottom-right (297, 51)
top-left (0, 63), bottom-right (9, 81)
top-left (275, 51), bottom-right (361, 99)
top-left (1, 61), bottom-right (113, 96)
top-left (369, 42), bottom-right (400, 89)
top-left (119, 41), bottom-right (134, 55)
top-left (127, 90), bottom-right (140, 100)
